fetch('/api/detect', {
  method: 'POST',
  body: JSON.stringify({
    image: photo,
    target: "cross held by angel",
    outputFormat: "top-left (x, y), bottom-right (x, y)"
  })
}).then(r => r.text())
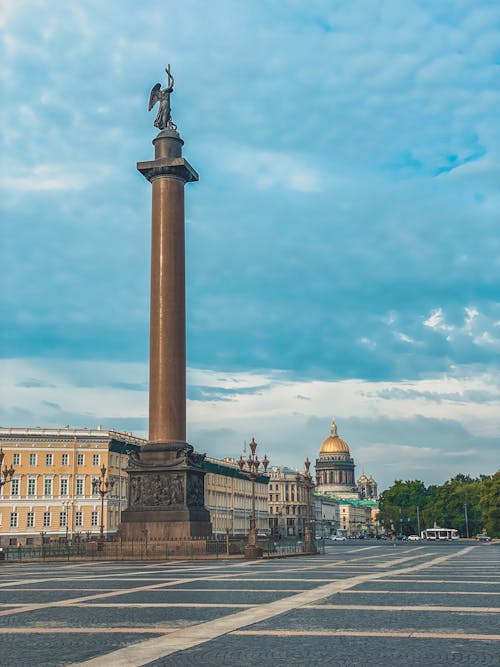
top-left (148, 64), bottom-right (176, 131)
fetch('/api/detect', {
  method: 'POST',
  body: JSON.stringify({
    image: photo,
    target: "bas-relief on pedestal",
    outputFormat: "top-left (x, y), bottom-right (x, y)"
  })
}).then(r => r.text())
top-left (121, 444), bottom-right (210, 539)
top-left (119, 66), bottom-right (211, 540)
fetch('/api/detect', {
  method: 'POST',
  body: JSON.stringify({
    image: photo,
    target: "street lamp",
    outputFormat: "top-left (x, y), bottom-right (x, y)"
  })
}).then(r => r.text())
top-left (302, 458), bottom-right (314, 553)
top-left (238, 438), bottom-right (269, 558)
top-left (92, 465), bottom-right (115, 543)
top-left (62, 500), bottom-right (70, 544)
top-left (0, 449), bottom-right (15, 490)
top-left (275, 507), bottom-right (283, 540)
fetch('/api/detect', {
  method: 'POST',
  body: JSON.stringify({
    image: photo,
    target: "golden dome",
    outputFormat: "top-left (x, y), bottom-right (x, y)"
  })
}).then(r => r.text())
top-left (319, 420), bottom-right (350, 455)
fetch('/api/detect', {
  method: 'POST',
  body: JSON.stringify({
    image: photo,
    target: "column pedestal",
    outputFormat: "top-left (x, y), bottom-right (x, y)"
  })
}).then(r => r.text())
top-left (120, 443), bottom-right (211, 540)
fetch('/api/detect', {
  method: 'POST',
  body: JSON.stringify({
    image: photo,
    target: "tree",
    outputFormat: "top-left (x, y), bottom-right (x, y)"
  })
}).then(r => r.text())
top-left (378, 480), bottom-right (428, 535)
top-left (422, 475), bottom-right (483, 536)
top-left (479, 472), bottom-right (500, 537)
top-left (380, 473), bottom-right (498, 538)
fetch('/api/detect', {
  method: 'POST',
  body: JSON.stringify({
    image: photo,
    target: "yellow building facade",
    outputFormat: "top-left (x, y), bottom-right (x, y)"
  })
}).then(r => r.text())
top-left (0, 427), bottom-right (144, 546)
top-left (268, 466), bottom-right (312, 539)
top-left (204, 457), bottom-right (270, 537)
top-left (0, 429), bottom-right (271, 543)
top-left (338, 499), bottom-right (377, 536)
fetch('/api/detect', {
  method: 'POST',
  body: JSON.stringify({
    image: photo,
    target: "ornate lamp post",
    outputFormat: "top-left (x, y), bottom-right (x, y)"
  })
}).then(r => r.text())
top-left (92, 465), bottom-right (115, 543)
top-left (62, 500), bottom-right (70, 543)
top-left (275, 507), bottom-right (283, 540)
top-left (0, 449), bottom-right (15, 491)
top-left (238, 438), bottom-right (269, 558)
top-left (303, 458), bottom-right (314, 552)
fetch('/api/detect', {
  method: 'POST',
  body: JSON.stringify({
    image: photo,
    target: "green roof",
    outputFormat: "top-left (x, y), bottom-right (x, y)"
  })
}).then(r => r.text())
top-left (313, 492), bottom-right (378, 508)
top-left (109, 439), bottom-right (141, 454)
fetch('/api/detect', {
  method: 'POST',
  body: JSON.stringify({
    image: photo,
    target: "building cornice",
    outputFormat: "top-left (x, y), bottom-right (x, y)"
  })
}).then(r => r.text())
top-left (0, 428), bottom-right (146, 449)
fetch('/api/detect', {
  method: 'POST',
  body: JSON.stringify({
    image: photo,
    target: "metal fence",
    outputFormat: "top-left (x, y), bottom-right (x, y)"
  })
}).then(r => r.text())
top-left (0, 543), bottom-right (87, 562)
top-left (0, 537), bottom-right (322, 562)
top-left (267, 540), bottom-right (324, 556)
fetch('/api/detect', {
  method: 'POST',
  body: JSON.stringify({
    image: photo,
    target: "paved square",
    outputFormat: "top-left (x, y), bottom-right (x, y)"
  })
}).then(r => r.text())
top-left (0, 542), bottom-right (498, 666)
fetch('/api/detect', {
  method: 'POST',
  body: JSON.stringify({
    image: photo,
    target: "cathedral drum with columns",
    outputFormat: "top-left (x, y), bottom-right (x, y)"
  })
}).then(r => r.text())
top-left (315, 421), bottom-right (359, 500)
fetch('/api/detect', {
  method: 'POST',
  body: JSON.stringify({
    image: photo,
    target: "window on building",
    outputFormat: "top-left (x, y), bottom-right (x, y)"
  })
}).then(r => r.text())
top-left (92, 454), bottom-right (100, 466)
top-left (75, 511), bottom-right (83, 527)
top-left (29, 453), bottom-right (37, 466)
top-left (91, 510), bottom-right (98, 527)
top-left (60, 478), bottom-right (68, 496)
top-left (43, 511), bottom-right (51, 527)
top-left (10, 479), bottom-right (20, 497)
top-left (27, 511), bottom-right (35, 528)
top-left (10, 512), bottom-right (18, 528)
top-left (61, 453), bottom-right (69, 466)
top-left (75, 478), bottom-right (84, 496)
top-left (59, 511), bottom-right (67, 528)
top-left (13, 453), bottom-right (21, 466)
top-left (46, 453), bottom-right (53, 466)
top-left (27, 478), bottom-right (36, 496)
top-left (77, 453), bottom-right (84, 466)
top-left (44, 478), bottom-right (53, 496)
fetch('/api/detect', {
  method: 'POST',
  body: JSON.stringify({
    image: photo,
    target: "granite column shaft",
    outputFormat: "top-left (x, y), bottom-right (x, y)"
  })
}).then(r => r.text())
top-left (149, 175), bottom-right (186, 444)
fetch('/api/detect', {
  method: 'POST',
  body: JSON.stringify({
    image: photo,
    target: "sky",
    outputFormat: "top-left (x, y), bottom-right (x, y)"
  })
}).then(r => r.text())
top-left (1, 0), bottom-right (499, 492)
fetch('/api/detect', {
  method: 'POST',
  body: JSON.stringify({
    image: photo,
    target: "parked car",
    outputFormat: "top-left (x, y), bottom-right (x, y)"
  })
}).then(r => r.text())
top-left (407, 535), bottom-right (421, 541)
top-left (331, 535), bottom-right (347, 541)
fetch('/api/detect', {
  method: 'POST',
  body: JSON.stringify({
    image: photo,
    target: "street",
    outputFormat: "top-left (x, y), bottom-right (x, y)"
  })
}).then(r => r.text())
top-left (0, 542), bottom-right (498, 666)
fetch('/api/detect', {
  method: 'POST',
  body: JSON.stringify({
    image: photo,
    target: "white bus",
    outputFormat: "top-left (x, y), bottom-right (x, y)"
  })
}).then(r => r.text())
top-left (421, 527), bottom-right (459, 541)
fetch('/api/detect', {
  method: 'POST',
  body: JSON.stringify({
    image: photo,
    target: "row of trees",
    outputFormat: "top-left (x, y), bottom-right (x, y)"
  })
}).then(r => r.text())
top-left (378, 472), bottom-right (500, 538)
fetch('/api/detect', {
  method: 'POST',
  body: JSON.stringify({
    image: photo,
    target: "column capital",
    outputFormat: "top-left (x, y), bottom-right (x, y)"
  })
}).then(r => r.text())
top-left (137, 157), bottom-right (199, 183)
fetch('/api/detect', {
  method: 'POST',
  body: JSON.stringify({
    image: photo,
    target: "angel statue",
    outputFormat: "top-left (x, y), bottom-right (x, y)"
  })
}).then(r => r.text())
top-left (148, 64), bottom-right (176, 130)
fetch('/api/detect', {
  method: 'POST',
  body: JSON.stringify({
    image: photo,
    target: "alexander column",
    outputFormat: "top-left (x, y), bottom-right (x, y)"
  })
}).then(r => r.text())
top-left (120, 66), bottom-right (211, 540)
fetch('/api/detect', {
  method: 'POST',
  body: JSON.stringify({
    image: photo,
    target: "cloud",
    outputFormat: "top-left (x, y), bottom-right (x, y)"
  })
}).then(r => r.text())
top-left (220, 144), bottom-right (323, 192)
top-left (42, 400), bottom-right (61, 410)
top-left (420, 306), bottom-right (500, 354)
top-left (424, 308), bottom-right (448, 330)
top-left (3, 167), bottom-right (87, 192)
top-left (373, 386), bottom-right (500, 405)
top-left (4, 358), bottom-right (499, 491)
top-left (394, 332), bottom-right (415, 344)
top-left (16, 378), bottom-right (55, 388)
top-left (187, 383), bottom-right (270, 402)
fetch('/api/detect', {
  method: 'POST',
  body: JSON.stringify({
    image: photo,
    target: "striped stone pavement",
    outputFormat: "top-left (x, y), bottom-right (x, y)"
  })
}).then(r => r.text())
top-left (0, 542), bottom-right (498, 666)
